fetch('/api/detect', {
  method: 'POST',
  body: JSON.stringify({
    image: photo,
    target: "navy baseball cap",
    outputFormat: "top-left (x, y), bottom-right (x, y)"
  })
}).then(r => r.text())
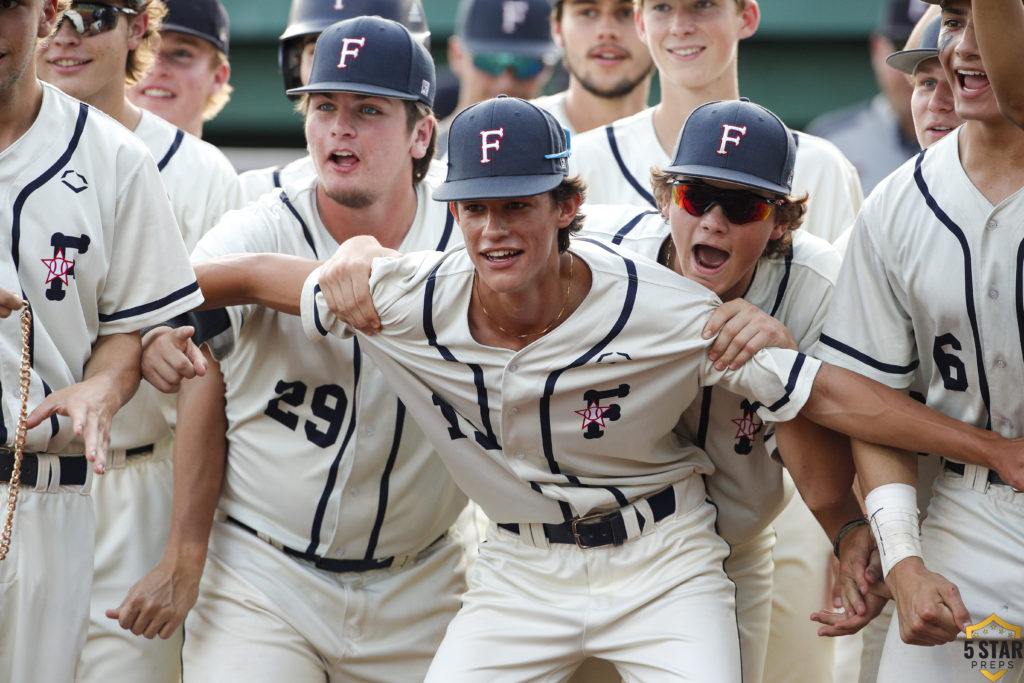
top-left (287, 16), bottom-right (436, 107)
top-left (664, 99), bottom-right (796, 197)
top-left (434, 95), bottom-right (570, 201)
top-left (163, 0), bottom-right (230, 55)
top-left (457, 0), bottom-right (559, 59)
top-left (876, 0), bottom-right (929, 45)
top-left (886, 14), bottom-right (941, 74)
top-left (279, 0), bottom-right (430, 48)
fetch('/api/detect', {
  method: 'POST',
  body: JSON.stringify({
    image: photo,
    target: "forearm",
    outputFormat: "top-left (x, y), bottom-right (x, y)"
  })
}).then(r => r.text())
top-left (165, 347), bottom-right (227, 565)
top-left (800, 364), bottom-right (1002, 469)
top-left (775, 415), bottom-right (861, 540)
top-left (83, 332), bottom-right (142, 410)
top-left (193, 253), bottom-right (320, 315)
top-left (974, 0), bottom-right (1024, 127)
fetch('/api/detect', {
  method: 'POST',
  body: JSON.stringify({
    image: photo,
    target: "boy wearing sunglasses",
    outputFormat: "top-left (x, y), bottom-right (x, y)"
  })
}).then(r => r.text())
top-left (36, 2), bottom-right (244, 682)
top-left (0, 2), bottom-right (204, 682)
top-left (579, 97), bottom-right (858, 683)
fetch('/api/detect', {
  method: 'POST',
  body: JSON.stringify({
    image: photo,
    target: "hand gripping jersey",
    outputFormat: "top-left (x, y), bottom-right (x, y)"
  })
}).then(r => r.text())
top-left (814, 127), bottom-right (1024, 683)
top-left (570, 107), bottom-right (864, 243)
top-left (191, 175), bottom-right (465, 561)
top-left (300, 237), bottom-right (821, 524)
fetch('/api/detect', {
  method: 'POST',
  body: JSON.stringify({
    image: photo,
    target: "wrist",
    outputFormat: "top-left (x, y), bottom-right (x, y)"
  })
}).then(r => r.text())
top-left (832, 517), bottom-right (869, 558)
top-left (865, 483), bottom-right (921, 579)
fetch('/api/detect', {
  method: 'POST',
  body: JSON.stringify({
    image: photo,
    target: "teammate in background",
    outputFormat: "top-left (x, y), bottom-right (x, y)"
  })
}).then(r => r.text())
top-left (814, 1), bottom-right (1024, 680)
top-left (112, 18), bottom-right (470, 681)
top-left (35, 2), bottom-right (242, 681)
top-left (531, 0), bottom-right (653, 134)
top-left (128, 0), bottom-right (232, 138)
top-left (0, 2), bottom-right (203, 682)
top-left (973, 0), bottom-right (1024, 129)
top-left (191, 95), bottom-right (1024, 681)
top-left (237, 0), bottom-right (430, 203)
top-left (806, 0), bottom-right (929, 194)
top-left (570, 0), bottom-right (862, 245)
top-left (437, 0), bottom-right (560, 151)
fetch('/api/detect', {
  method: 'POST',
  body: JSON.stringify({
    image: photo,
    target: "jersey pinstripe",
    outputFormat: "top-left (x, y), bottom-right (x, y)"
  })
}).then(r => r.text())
top-left (238, 155), bottom-right (316, 206)
top-left (190, 176), bottom-right (465, 559)
top-left (570, 107), bottom-right (864, 243)
top-left (0, 83), bottom-right (202, 454)
top-left (300, 238), bottom-right (821, 525)
top-left (580, 210), bottom-right (842, 544)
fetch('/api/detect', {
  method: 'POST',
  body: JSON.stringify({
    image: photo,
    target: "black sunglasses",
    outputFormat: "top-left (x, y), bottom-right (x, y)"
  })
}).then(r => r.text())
top-left (59, 3), bottom-right (138, 37)
top-left (671, 181), bottom-right (782, 225)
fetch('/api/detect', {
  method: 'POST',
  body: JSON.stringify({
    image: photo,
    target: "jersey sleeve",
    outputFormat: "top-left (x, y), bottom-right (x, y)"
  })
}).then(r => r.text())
top-left (98, 153), bottom-right (202, 335)
top-left (709, 347), bottom-right (822, 424)
top-left (813, 208), bottom-right (917, 389)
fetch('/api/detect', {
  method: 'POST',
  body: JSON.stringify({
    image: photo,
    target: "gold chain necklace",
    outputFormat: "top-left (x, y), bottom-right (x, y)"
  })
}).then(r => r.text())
top-left (1, 303), bottom-right (33, 562)
top-left (477, 252), bottom-right (574, 340)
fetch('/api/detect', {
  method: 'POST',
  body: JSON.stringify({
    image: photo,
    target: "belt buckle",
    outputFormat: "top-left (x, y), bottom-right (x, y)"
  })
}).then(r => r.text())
top-left (570, 512), bottom-right (608, 549)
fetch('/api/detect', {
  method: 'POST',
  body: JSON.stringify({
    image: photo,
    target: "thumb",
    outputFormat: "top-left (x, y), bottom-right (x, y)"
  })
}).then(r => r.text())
top-left (105, 607), bottom-right (120, 620)
top-left (172, 325), bottom-right (196, 345)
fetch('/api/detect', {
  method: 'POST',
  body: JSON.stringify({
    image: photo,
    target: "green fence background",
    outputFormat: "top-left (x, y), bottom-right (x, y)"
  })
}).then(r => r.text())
top-left (208, 0), bottom-right (891, 148)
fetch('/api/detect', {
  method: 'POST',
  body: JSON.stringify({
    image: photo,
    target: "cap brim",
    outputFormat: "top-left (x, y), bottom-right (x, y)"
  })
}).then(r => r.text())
top-left (287, 81), bottom-right (420, 100)
top-left (662, 165), bottom-right (790, 196)
top-left (886, 48), bottom-right (938, 75)
top-left (432, 174), bottom-right (563, 202)
top-left (460, 37), bottom-right (559, 60)
top-left (161, 24), bottom-right (227, 54)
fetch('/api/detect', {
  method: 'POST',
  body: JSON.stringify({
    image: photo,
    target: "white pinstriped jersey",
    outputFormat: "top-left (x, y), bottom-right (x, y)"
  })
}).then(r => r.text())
top-left (0, 83), bottom-right (202, 454)
top-left (816, 127), bottom-right (1024, 439)
top-left (580, 209), bottom-right (841, 544)
top-left (531, 91), bottom-right (574, 135)
top-left (108, 110), bottom-right (245, 451)
top-left (570, 107), bottom-right (864, 243)
top-left (300, 238), bottom-right (821, 525)
top-left (191, 176), bottom-right (466, 559)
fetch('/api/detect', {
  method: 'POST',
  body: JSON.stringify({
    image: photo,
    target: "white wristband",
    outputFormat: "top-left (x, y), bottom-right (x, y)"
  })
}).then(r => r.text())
top-left (864, 483), bottom-right (921, 578)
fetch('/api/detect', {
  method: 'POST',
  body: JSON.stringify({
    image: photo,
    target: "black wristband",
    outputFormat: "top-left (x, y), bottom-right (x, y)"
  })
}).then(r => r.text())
top-left (832, 517), bottom-right (869, 558)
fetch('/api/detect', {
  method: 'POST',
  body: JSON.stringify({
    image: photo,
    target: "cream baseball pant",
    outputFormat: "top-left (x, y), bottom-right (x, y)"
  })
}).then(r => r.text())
top-left (77, 437), bottom-right (178, 683)
top-left (426, 479), bottom-right (742, 683)
top-left (182, 516), bottom-right (467, 682)
top-left (877, 467), bottom-right (1024, 683)
top-left (1, 462), bottom-right (94, 683)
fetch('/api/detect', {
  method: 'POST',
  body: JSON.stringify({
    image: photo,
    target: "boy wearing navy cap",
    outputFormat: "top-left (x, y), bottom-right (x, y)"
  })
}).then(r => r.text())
top-left (128, 0), bottom-right (232, 137)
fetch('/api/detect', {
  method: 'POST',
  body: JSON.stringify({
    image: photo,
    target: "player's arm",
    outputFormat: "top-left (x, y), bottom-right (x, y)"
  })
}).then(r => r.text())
top-left (973, 0), bottom-right (1024, 129)
top-left (26, 332), bottom-right (141, 473)
top-left (702, 298), bottom-right (797, 371)
top-left (797, 363), bottom-right (1024, 489)
top-left (776, 416), bottom-right (890, 637)
top-left (108, 346), bottom-right (226, 639)
top-left (851, 439), bottom-right (970, 646)
top-left (193, 253), bottom-right (320, 315)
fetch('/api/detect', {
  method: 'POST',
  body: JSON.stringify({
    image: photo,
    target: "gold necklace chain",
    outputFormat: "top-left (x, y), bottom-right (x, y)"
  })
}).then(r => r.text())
top-left (1, 303), bottom-right (33, 562)
top-left (477, 252), bottom-right (574, 340)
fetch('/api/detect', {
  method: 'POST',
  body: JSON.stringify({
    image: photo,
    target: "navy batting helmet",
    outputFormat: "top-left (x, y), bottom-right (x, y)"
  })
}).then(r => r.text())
top-left (279, 0), bottom-right (430, 95)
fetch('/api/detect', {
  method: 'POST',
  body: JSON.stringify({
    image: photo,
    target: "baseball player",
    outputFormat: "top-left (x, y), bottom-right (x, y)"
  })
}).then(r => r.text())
top-left (127, 0), bottom-right (233, 138)
top-left (112, 17), bottom-right (470, 682)
top-left (570, 0), bottom-right (863, 246)
top-left (813, 1), bottom-right (1024, 680)
top-left (237, 0), bottom-right (431, 203)
top-left (0, 3), bottom-right (203, 682)
top-left (574, 98), bottom-right (868, 683)
top-left (531, 0), bottom-right (653, 135)
top-left (192, 95), bottom-right (1024, 681)
top-left (36, 3), bottom-right (243, 680)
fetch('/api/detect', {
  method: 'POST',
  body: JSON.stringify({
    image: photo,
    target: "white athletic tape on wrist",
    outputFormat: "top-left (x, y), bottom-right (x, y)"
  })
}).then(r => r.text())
top-left (865, 483), bottom-right (921, 578)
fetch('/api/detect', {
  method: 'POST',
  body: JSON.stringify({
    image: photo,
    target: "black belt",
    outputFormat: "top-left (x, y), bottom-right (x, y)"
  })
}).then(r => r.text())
top-left (126, 444), bottom-right (155, 457)
top-left (944, 460), bottom-right (1010, 487)
top-left (497, 486), bottom-right (677, 549)
top-left (0, 452), bottom-right (88, 487)
top-left (227, 515), bottom-right (423, 573)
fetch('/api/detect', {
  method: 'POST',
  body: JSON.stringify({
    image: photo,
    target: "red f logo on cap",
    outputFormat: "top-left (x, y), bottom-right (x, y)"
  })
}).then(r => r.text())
top-left (480, 128), bottom-right (505, 164)
top-left (717, 125), bottom-right (748, 156)
top-left (337, 37), bottom-right (366, 69)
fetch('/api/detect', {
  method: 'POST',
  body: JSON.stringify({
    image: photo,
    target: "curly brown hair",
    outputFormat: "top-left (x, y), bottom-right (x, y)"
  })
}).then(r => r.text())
top-left (649, 168), bottom-right (807, 259)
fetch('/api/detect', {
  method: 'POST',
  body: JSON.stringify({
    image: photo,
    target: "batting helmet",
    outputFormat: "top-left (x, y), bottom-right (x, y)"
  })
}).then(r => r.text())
top-left (278, 0), bottom-right (430, 94)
